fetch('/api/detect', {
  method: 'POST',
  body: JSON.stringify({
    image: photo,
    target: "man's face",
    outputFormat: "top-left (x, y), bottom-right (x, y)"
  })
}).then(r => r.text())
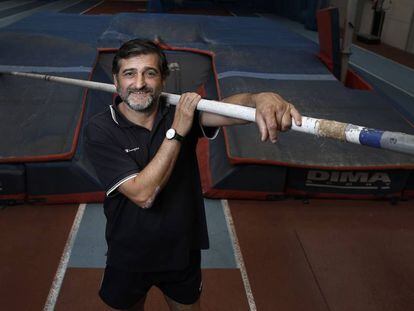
top-left (114, 53), bottom-right (164, 112)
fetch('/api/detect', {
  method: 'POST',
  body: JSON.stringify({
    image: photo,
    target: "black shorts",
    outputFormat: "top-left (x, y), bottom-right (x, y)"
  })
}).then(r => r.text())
top-left (99, 250), bottom-right (202, 309)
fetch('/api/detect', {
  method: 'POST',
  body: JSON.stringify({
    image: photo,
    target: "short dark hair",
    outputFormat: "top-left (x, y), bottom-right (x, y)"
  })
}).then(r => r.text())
top-left (112, 39), bottom-right (169, 78)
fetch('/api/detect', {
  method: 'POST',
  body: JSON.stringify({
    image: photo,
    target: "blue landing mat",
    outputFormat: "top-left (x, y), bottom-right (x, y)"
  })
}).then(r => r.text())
top-left (2, 12), bottom-right (110, 45)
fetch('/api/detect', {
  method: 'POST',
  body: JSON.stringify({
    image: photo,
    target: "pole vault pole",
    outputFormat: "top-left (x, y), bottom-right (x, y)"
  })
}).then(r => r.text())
top-left (2, 71), bottom-right (414, 156)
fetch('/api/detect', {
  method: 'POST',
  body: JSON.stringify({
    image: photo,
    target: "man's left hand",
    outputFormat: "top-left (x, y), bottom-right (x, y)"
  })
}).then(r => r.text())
top-left (253, 92), bottom-right (302, 143)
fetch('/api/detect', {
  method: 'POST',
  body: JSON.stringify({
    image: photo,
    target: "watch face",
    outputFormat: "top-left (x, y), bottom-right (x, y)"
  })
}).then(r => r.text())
top-left (166, 128), bottom-right (176, 139)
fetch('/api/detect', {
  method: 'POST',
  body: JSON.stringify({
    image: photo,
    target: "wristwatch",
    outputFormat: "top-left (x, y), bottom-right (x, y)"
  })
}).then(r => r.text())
top-left (166, 128), bottom-right (184, 142)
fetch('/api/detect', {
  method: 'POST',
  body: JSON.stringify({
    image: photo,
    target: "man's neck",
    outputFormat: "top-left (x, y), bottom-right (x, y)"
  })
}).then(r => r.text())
top-left (118, 101), bottom-right (159, 131)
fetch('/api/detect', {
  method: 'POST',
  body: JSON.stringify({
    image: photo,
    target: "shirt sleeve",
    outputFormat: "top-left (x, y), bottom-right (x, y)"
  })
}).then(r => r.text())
top-left (84, 121), bottom-right (140, 196)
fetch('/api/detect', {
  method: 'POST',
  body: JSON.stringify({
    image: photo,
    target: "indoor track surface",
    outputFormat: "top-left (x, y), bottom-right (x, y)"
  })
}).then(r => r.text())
top-left (2, 199), bottom-right (414, 310)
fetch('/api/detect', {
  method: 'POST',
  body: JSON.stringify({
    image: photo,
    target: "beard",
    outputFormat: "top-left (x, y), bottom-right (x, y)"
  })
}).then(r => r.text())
top-left (118, 86), bottom-right (159, 113)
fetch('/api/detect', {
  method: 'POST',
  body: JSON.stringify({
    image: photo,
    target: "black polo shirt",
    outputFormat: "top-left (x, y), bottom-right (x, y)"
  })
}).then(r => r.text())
top-left (84, 97), bottom-right (218, 272)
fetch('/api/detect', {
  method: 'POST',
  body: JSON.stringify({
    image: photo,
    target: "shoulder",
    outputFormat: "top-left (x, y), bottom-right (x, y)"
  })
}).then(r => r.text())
top-left (86, 106), bottom-right (112, 128)
top-left (84, 106), bottom-right (115, 142)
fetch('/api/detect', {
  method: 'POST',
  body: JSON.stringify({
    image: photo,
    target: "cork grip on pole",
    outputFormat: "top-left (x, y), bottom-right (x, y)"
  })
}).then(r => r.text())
top-left (317, 119), bottom-right (348, 141)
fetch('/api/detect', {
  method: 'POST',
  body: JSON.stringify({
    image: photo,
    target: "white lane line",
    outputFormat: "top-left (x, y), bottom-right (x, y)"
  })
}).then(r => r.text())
top-left (0, 1), bottom-right (35, 12)
top-left (350, 62), bottom-right (414, 98)
top-left (43, 203), bottom-right (86, 311)
top-left (80, 0), bottom-right (104, 15)
top-left (222, 199), bottom-right (257, 311)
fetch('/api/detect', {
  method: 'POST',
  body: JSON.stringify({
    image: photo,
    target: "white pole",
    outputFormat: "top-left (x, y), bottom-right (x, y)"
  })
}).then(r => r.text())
top-left (2, 71), bottom-right (414, 156)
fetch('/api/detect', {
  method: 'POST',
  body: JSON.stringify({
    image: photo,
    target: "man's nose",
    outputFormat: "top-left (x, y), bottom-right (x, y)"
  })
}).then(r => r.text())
top-left (132, 74), bottom-right (146, 89)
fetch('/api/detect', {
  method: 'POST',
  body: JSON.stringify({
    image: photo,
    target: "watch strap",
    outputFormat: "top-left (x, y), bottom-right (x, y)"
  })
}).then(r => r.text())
top-left (174, 131), bottom-right (184, 142)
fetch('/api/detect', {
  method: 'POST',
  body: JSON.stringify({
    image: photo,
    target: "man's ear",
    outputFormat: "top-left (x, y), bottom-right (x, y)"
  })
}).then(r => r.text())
top-left (113, 74), bottom-right (118, 88)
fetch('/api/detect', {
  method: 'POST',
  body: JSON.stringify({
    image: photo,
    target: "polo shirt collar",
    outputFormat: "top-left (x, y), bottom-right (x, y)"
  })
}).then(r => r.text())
top-left (110, 96), bottom-right (169, 129)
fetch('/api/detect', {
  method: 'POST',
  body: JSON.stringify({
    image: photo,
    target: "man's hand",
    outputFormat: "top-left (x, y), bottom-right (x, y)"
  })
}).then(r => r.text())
top-left (172, 92), bottom-right (201, 137)
top-left (253, 92), bottom-right (302, 143)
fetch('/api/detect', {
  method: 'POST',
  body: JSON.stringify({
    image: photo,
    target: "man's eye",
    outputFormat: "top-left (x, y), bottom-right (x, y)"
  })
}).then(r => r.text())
top-left (146, 71), bottom-right (158, 77)
top-left (124, 72), bottom-right (134, 77)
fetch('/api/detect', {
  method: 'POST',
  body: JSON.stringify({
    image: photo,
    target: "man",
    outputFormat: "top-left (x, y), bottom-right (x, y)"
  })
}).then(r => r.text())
top-left (85, 39), bottom-right (301, 311)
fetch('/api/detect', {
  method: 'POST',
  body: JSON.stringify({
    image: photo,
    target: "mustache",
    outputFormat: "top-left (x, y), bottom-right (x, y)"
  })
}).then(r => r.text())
top-left (127, 86), bottom-right (153, 94)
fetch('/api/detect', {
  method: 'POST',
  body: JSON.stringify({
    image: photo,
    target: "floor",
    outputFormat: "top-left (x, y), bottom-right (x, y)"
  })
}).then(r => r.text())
top-left (2, 199), bottom-right (414, 310)
top-left (353, 37), bottom-right (414, 70)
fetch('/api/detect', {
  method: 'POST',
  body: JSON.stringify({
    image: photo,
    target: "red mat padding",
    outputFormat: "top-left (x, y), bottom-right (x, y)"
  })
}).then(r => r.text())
top-left (317, 7), bottom-right (372, 90)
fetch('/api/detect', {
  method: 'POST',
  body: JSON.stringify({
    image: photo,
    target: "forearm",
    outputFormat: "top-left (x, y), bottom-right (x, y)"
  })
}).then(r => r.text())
top-left (223, 93), bottom-right (255, 108)
top-left (119, 138), bottom-right (181, 208)
top-left (201, 93), bottom-right (255, 127)
top-left (201, 91), bottom-right (301, 142)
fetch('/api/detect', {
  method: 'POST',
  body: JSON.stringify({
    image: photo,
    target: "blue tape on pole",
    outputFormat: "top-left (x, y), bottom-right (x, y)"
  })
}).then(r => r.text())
top-left (359, 128), bottom-right (384, 148)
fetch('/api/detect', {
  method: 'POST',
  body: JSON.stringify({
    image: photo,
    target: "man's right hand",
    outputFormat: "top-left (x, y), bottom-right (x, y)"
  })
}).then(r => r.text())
top-left (171, 92), bottom-right (201, 137)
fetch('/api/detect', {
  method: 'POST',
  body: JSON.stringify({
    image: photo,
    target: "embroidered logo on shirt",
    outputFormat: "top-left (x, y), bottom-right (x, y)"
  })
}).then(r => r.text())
top-left (124, 147), bottom-right (140, 153)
